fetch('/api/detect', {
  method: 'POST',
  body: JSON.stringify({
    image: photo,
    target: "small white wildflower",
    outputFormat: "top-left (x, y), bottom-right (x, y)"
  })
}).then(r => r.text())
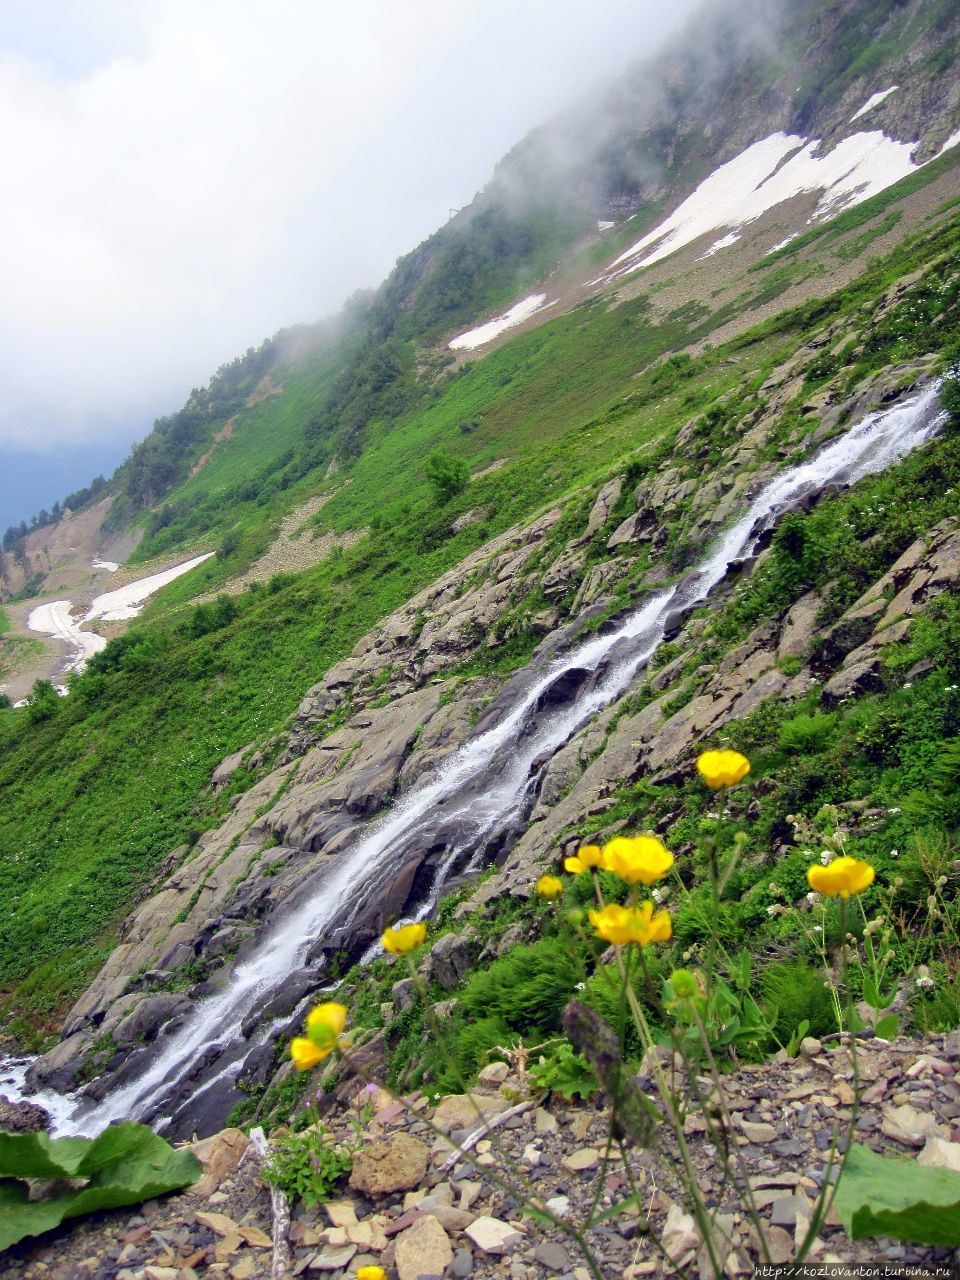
top-left (890, 849), bottom-right (899, 859)
top-left (766, 904), bottom-right (786, 917)
top-left (820, 849), bottom-right (833, 866)
top-left (806, 891), bottom-right (818, 903)
top-left (813, 925), bottom-right (823, 933)
top-left (652, 888), bottom-right (664, 905)
top-left (903, 682), bottom-right (912, 690)
top-left (575, 982), bottom-right (586, 991)
top-left (887, 807), bottom-right (901, 815)
top-left (916, 976), bottom-right (935, 990)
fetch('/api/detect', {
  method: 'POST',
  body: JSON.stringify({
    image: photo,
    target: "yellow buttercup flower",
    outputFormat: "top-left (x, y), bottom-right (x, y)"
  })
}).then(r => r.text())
top-left (356, 1269), bottom-right (387, 1280)
top-left (807, 856), bottom-right (875, 899)
top-left (290, 1036), bottom-right (328, 1071)
top-left (382, 922), bottom-right (427, 953)
top-left (306, 1001), bottom-right (348, 1050)
top-left (601, 835), bottom-right (674, 885)
top-left (536, 874), bottom-right (564, 898)
top-left (696, 749), bottom-right (751, 789)
top-left (564, 844), bottom-right (603, 874)
top-left (588, 900), bottom-right (672, 947)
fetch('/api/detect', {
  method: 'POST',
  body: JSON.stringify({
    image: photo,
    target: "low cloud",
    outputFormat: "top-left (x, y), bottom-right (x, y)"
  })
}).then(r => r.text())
top-left (0, 0), bottom-right (698, 459)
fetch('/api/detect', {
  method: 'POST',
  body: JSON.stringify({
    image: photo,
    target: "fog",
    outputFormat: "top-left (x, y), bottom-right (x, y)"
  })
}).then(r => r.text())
top-left (0, 0), bottom-right (702, 527)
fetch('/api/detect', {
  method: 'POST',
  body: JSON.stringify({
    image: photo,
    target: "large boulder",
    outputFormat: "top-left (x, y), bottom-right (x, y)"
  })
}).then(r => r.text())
top-left (113, 994), bottom-right (193, 1045)
top-left (424, 930), bottom-right (476, 990)
top-left (349, 1131), bottom-right (429, 1196)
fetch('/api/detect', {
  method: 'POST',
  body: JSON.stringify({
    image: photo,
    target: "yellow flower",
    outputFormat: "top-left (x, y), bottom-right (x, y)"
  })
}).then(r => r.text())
top-left (290, 1036), bottom-right (328, 1071)
top-left (356, 1270), bottom-right (387, 1280)
top-left (588, 900), bottom-right (672, 946)
top-left (807, 856), bottom-right (875, 899)
top-left (696, 749), bottom-right (751, 789)
top-left (382, 922), bottom-right (427, 953)
top-left (306, 1001), bottom-right (347, 1049)
top-left (564, 844), bottom-right (603, 874)
top-left (537, 874), bottom-right (564, 898)
top-left (601, 835), bottom-right (674, 885)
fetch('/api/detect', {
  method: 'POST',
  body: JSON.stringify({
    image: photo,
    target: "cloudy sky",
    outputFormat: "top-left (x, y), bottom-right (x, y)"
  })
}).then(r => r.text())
top-left (0, 0), bottom-right (698, 531)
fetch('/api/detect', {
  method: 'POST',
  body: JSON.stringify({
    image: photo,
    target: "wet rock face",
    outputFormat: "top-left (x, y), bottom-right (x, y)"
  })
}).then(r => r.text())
top-left (0, 1094), bottom-right (51, 1133)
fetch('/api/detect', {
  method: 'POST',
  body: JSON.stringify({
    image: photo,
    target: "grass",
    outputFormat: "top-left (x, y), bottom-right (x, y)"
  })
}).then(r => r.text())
top-left (1, 158), bottom-right (960, 1035)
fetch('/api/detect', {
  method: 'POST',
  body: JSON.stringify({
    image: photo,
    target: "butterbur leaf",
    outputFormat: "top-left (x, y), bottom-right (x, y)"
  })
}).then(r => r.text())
top-left (0, 1130), bottom-right (92, 1179)
top-left (0, 1123), bottom-right (200, 1251)
top-left (834, 1143), bottom-right (960, 1246)
top-left (873, 1013), bottom-right (899, 1040)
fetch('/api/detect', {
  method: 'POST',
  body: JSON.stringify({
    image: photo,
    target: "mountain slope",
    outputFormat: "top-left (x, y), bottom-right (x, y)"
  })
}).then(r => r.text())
top-left (1, 0), bottom-right (959, 1138)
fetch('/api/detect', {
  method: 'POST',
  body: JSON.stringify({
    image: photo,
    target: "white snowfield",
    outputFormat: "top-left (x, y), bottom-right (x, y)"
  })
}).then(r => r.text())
top-left (92, 558), bottom-right (119, 572)
top-left (851, 86), bottom-right (898, 122)
top-left (27, 552), bottom-right (216, 674)
top-left (449, 293), bottom-right (552, 350)
top-left (86, 552), bottom-right (215, 622)
top-left (608, 125), bottom-right (960, 279)
top-left (26, 600), bottom-right (107, 670)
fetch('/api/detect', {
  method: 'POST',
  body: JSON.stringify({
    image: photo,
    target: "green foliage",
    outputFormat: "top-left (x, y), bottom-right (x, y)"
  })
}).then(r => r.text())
top-left (835, 1143), bottom-right (960, 1246)
top-left (261, 1119), bottom-right (352, 1208)
top-left (940, 362), bottom-right (960, 427)
top-left (528, 1043), bottom-right (599, 1100)
top-left (778, 711), bottom-right (837, 754)
top-left (424, 450), bottom-right (471, 504)
top-left (459, 937), bottom-right (580, 1035)
top-left (25, 680), bottom-right (59, 725)
top-left (0, 1123), bottom-right (200, 1251)
top-left (761, 960), bottom-right (837, 1043)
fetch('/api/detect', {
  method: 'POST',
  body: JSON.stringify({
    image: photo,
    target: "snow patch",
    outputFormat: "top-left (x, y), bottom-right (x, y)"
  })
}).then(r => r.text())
top-left (86, 552), bottom-right (216, 622)
top-left (27, 600), bottom-right (106, 669)
top-left (851, 86), bottom-right (898, 122)
top-left (597, 220), bottom-right (615, 231)
top-left (449, 294), bottom-right (552, 351)
top-left (938, 128), bottom-right (960, 157)
top-left (607, 127), bottom-right (937, 280)
top-left (92, 558), bottom-right (119, 572)
top-left (699, 231), bottom-right (741, 259)
top-left (27, 553), bottom-right (216, 676)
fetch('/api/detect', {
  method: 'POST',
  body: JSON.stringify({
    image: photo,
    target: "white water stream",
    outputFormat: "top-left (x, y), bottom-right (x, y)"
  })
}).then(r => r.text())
top-left (4, 386), bottom-right (944, 1133)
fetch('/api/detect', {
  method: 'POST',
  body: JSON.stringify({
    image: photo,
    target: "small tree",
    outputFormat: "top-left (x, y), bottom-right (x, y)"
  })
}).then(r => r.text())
top-left (26, 679), bottom-right (59, 723)
top-left (425, 450), bottom-right (470, 504)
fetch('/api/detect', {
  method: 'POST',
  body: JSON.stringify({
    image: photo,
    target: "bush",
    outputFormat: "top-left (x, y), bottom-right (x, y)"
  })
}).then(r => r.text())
top-left (762, 959), bottom-right (837, 1043)
top-left (459, 937), bottom-right (579, 1035)
top-left (26, 679), bottom-right (59, 724)
top-left (425, 450), bottom-right (470, 504)
top-left (778, 711), bottom-right (837, 754)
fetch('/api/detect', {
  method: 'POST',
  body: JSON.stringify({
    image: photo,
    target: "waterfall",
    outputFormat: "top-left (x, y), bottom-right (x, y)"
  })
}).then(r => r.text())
top-left (6, 383), bottom-right (944, 1135)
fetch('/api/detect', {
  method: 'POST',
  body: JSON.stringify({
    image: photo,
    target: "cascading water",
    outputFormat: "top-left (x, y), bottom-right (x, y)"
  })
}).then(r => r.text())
top-left (6, 384), bottom-right (944, 1136)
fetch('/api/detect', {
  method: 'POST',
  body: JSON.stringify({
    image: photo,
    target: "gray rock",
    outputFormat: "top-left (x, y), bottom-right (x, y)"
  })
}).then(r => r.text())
top-left (393, 978), bottom-right (417, 1014)
top-left (426, 931), bottom-right (476, 991)
top-left (113, 994), bottom-right (193, 1045)
top-left (533, 1241), bottom-right (572, 1270)
top-left (448, 1248), bottom-right (474, 1278)
top-left (0, 1094), bottom-right (51, 1133)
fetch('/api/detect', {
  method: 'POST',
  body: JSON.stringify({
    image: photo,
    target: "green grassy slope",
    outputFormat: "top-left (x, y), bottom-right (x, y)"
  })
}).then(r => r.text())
top-left (2, 189), bottom-right (960, 1044)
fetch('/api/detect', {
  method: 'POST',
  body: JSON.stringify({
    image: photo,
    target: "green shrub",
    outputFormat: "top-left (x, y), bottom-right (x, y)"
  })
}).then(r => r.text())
top-left (762, 959), bottom-right (837, 1043)
top-left (778, 711), bottom-right (837, 754)
top-left (459, 937), bottom-right (579, 1034)
top-left (425, 450), bottom-right (470, 504)
top-left (261, 1119), bottom-right (352, 1207)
